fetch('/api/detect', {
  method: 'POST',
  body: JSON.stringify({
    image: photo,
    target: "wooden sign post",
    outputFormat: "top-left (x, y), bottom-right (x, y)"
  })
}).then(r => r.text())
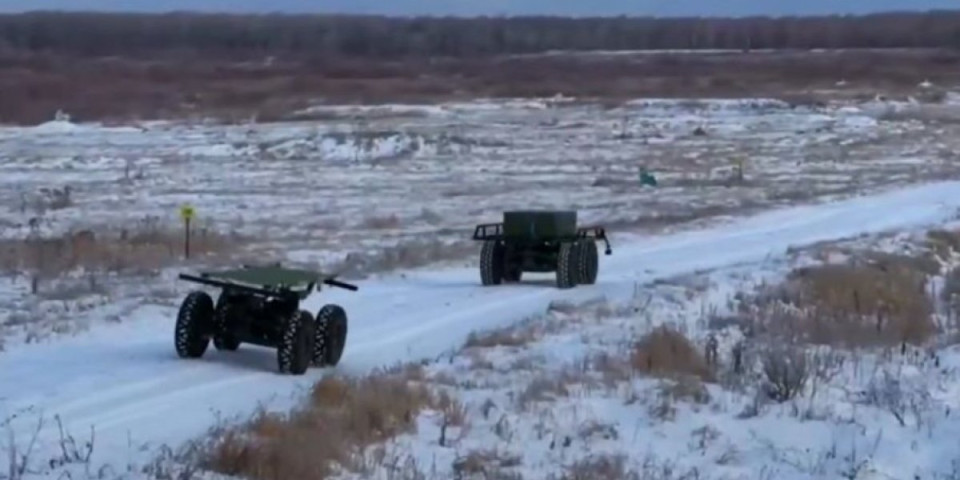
top-left (179, 204), bottom-right (196, 259)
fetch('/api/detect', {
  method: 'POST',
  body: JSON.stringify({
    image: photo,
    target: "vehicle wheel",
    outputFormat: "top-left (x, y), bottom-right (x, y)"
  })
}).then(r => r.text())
top-left (212, 302), bottom-right (240, 352)
top-left (480, 240), bottom-right (505, 286)
top-left (175, 291), bottom-right (214, 359)
top-left (577, 240), bottom-right (599, 285)
top-left (556, 242), bottom-right (580, 289)
top-left (313, 304), bottom-right (348, 367)
top-left (277, 310), bottom-right (315, 375)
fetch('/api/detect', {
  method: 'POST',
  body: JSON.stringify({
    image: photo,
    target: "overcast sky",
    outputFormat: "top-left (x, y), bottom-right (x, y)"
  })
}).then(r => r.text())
top-left (0, 0), bottom-right (956, 17)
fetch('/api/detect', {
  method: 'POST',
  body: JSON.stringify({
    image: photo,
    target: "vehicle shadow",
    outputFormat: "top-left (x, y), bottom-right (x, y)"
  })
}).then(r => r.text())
top-left (207, 346), bottom-right (281, 372)
top-left (148, 343), bottom-right (283, 374)
top-left (403, 277), bottom-right (559, 289)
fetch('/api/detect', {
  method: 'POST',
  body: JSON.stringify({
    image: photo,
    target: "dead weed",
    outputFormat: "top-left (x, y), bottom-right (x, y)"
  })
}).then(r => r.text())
top-left (553, 454), bottom-right (637, 480)
top-left (0, 223), bottom-right (239, 281)
top-left (747, 256), bottom-right (936, 348)
top-left (452, 449), bottom-right (523, 480)
top-left (630, 326), bottom-right (715, 382)
top-left (464, 324), bottom-right (541, 349)
top-left (926, 228), bottom-right (960, 260)
top-left (203, 368), bottom-right (443, 480)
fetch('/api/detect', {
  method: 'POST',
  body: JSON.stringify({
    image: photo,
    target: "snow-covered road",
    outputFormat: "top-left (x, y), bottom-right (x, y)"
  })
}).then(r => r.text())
top-left (3, 180), bottom-right (960, 476)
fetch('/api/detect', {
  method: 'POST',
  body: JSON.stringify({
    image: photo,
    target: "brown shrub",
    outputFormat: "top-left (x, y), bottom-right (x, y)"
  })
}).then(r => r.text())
top-left (760, 345), bottom-right (809, 402)
top-left (758, 257), bottom-right (937, 347)
top-left (630, 326), bottom-right (715, 383)
top-left (204, 370), bottom-right (439, 480)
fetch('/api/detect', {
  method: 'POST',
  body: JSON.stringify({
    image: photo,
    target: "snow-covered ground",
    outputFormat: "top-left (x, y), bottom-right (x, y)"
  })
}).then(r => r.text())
top-left (2, 177), bottom-right (960, 479)
top-left (2, 96), bottom-right (960, 345)
top-left (3, 97), bottom-right (952, 245)
top-left (3, 96), bottom-right (960, 478)
top-left (324, 219), bottom-right (960, 480)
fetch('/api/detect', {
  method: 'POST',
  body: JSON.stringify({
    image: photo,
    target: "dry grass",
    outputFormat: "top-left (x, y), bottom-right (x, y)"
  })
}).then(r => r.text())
top-left (630, 326), bottom-right (715, 383)
top-left (203, 369), bottom-right (441, 480)
top-left (760, 345), bottom-right (809, 402)
top-left (360, 214), bottom-right (402, 230)
top-left (517, 375), bottom-right (572, 410)
top-left (437, 390), bottom-right (468, 427)
top-left (464, 325), bottom-right (541, 349)
top-left (0, 224), bottom-right (240, 286)
top-left (333, 238), bottom-right (477, 280)
top-left (452, 449), bottom-right (523, 480)
top-left (927, 228), bottom-right (960, 260)
top-left (943, 266), bottom-right (960, 312)
top-left (657, 375), bottom-right (712, 405)
top-left (746, 254), bottom-right (937, 348)
top-left (554, 454), bottom-right (637, 480)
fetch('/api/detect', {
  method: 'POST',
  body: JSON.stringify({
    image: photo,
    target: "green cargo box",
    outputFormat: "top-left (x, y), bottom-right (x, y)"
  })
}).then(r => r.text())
top-left (502, 210), bottom-right (577, 238)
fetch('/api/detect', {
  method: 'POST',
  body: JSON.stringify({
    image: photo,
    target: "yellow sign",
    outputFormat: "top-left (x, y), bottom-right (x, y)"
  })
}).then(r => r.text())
top-left (179, 205), bottom-right (196, 221)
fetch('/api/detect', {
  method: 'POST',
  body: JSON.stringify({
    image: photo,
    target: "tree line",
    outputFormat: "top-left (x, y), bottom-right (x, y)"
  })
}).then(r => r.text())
top-left (0, 10), bottom-right (959, 58)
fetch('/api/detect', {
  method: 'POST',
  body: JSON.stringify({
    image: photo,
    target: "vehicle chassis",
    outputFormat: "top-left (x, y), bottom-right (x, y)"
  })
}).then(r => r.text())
top-left (472, 216), bottom-right (613, 289)
top-left (173, 264), bottom-right (358, 375)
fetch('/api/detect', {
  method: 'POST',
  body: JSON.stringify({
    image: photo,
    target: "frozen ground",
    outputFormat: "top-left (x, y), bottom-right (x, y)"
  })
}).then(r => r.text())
top-left (2, 179), bottom-right (960, 479)
top-left (2, 96), bottom-right (960, 344)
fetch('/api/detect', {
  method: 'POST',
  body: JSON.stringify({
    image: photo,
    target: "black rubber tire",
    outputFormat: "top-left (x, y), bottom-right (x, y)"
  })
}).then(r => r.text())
top-left (556, 242), bottom-right (580, 289)
top-left (313, 304), bottom-right (348, 367)
top-left (577, 240), bottom-right (599, 285)
top-left (175, 291), bottom-right (214, 359)
top-left (480, 240), bottom-right (505, 286)
top-left (212, 302), bottom-right (241, 352)
top-left (277, 310), bottom-right (315, 375)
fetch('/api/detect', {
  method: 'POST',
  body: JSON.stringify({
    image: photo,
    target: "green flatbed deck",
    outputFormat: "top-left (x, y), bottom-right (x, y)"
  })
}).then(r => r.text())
top-left (198, 266), bottom-right (321, 289)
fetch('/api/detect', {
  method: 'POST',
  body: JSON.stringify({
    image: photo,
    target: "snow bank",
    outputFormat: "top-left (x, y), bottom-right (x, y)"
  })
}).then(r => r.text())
top-left (179, 143), bottom-right (260, 157)
top-left (25, 116), bottom-right (145, 136)
top-left (624, 98), bottom-right (793, 112)
top-left (263, 132), bottom-right (473, 162)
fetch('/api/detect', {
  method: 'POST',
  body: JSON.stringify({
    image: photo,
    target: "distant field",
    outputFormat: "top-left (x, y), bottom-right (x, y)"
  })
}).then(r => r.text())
top-left (1, 48), bottom-right (958, 125)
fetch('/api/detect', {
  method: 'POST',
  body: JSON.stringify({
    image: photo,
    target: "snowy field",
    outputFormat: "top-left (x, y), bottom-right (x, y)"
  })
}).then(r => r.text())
top-left (313, 214), bottom-right (960, 480)
top-left (2, 179), bottom-right (960, 480)
top-left (3, 96), bottom-right (960, 479)
top-left (2, 96), bottom-right (960, 344)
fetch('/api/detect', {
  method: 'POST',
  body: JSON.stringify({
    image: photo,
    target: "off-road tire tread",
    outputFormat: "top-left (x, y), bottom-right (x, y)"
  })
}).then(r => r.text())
top-left (277, 310), bottom-right (315, 375)
top-left (578, 240), bottom-right (599, 285)
top-left (313, 304), bottom-right (348, 367)
top-left (175, 291), bottom-right (213, 359)
top-left (480, 240), bottom-right (505, 286)
top-left (556, 242), bottom-right (579, 289)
